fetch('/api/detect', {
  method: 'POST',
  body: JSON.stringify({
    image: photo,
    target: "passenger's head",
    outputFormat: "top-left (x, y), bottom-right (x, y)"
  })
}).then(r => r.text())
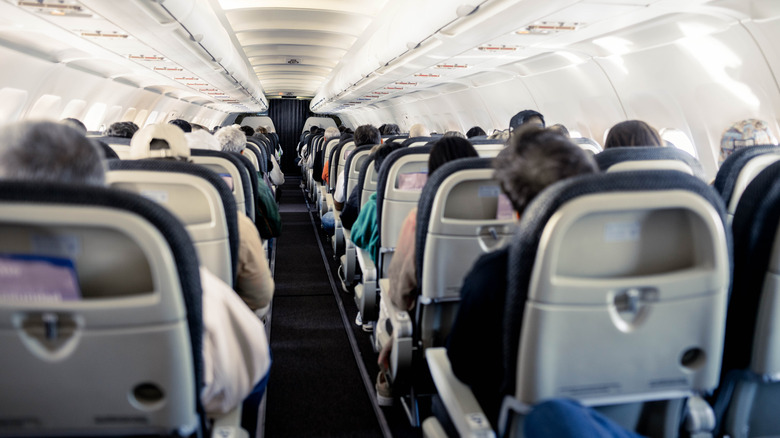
top-left (338, 125), bottom-right (347, 133)
top-left (429, 137), bottom-right (479, 175)
top-left (239, 125), bottom-right (255, 138)
top-left (61, 118), bottom-right (87, 135)
top-left (324, 126), bottom-right (340, 141)
top-left (107, 121), bottom-right (139, 139)
top-left (381, 124), bottom-right (400, 135)
top-left (509, 109), bottom-right (545, 132)
top-left (168, 119), bottom-right (192, 133)
top-left (256, 126), bottom-right (268, 135)
top-left (130, 123), bottom-right (190, 160)
top-left (215, 125), bottom-right (247, 152)
top-left (548, 123), bottom-right (570, 138)
top-left (495, 127), bottom-right (598, 215)
top-left (466, 126), bottom-right (486, 138)
top-left (409, 123), bottom-right (429, 138)
top-left (373, 141), bottom-right (406, 172)
top-left (443, 130), bottom-right (466, 139)
top-left (720, 118), bottom-right (778, 164)
top-left (604, 120), bottom-right (662, 149)
top-left (354, 124), bottom-right (381, 146)
top-left (0, 120), bottom-right (105, 185)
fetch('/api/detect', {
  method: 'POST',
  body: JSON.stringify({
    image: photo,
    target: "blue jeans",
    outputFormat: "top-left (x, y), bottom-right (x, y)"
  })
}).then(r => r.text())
top-left (321, 211), bottom-right (335, 234)
top-left (524, 399), bottom-right (646, 438)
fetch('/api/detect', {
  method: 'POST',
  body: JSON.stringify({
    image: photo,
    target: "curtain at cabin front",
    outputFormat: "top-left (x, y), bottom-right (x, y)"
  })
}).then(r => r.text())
top-left (268, 99), bottom-right (313, 174)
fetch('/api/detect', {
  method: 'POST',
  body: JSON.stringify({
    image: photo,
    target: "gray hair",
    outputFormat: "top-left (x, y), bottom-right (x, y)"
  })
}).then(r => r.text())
top-left (0, 120), bottom-right (105, 186)
top-left (215, 124), bottom-right (247, 152)
top-left (324, 126), bottom-right (340, 141)
top-left (409, 123), bottom-right (429, 138)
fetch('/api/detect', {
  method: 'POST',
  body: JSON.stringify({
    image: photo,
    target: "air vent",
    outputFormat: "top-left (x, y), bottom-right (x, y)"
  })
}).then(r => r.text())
top-left (286, 58), bottom-right (301, 65)
top-left (80, 31), bottom-right (128, 39)
top-left (18, 0), bottom-right (88, 16)
top-left (477, 45), bottom-right (517, 52)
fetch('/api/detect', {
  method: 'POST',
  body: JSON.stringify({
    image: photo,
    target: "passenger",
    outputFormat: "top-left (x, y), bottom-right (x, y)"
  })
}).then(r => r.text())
top-left (107, 121), bottom-right (139, 138)
top-left (524, 399), bottom-right (645, 438)
top-left (488, 129), bottom-right (510, 140)
top-left (321, 127), bottom-right (347, 185)
top-left (61, 117), bottom-right (87, 134)
top-left (443, 130), bottom-right (466, 139)
top-left (409, 123), bottom-right (429, 138)
top-left (548, 123), bottom-right (570, 138)
top-left (604, 120), bottom-right (662, 149)
top-left (719, 118), bottom-right (778, 164)
top-left (62, 118), bottom-right (118, 160)
top-left (132, 124), bottom-right (276, 315)
top-left (333, 124), bottom-right (381, 211)
top-left (509, 109), bottom-right (545, 132)
top-left (445, 127), bottom-right (598, 427)
top-left (375, 136), bottom-right (479, 406)
top-left (239, 125), bottom-right (255, 138)
top-left (0, 120), bottom-right (270, 416)
top-left (169, 118), bottom-right (192, 133)
top-left (381, 123), bottom-right (401, 135)
top-left (256, 126), bottom-right (268, 135)
top-left (466, 126), bottom-right (486, 138)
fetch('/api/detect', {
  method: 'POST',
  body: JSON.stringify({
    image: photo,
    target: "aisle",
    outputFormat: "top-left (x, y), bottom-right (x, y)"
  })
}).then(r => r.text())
top-left (263, 177), bottom-right (385, 437)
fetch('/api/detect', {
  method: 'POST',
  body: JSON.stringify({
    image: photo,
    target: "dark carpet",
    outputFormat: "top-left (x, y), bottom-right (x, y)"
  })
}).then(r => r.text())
top-left (264, 178), bottom-right (384, 438)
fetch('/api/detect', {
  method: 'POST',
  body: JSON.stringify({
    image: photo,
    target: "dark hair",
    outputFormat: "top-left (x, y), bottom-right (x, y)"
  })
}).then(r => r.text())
top-left (61, 118), bottom-right (87, 134)
top-left (548, 124), bottom-right (569, 138)
top-left (381, 124), bottom-right (400, 135)
top-left (378, 124), bottom-right (387, 134)
top-left (429, 137), bottom-right (479, 175)
top-left (604, 120), bottom-right (662, 149)
top-left (354, 124), bottom-right (381, 146)
top-left (168, 119), bottom-right (192, 133)
top-left (509, 109), bottom-right (545, 131)
top-left (466, 126), bottom-right (486, 138)
top-left (239, 125), bottom-right (255, 137)
top-left (107, 121), bottom-right (139, 139)
top-left (338, 125), bottom-right (347, 133)
top-left (495, 127), bottom-right (597, 214)
top-left (373, 141), bottom-right (406, 172)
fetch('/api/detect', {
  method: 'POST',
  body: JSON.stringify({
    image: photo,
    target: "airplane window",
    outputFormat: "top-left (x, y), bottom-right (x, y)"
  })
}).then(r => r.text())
top-left (569, 130), bottom-right (583, 138)
top-left (104, 105), bottom-right (123, 127)
top-left (661, 128), bottom-right (698, 158)
top-left (60, 99), bottom-right (86, 120)
top-left (0, 87), bottom-right (28, 121)
top-left (83, 103), bottom-right (107, 131)
top-left (122, 107), bottom-right (137, 122)
top-left (28, 94), bottom-right (62, 119)
top-left (145, 111), bottom-right (160, 127)
top-left (134, 109), bottom-right (149, 127)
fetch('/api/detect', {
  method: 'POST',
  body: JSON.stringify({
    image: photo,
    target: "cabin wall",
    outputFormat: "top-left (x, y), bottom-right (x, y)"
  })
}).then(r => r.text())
top-left (0, 45), bottom-right (229, 130)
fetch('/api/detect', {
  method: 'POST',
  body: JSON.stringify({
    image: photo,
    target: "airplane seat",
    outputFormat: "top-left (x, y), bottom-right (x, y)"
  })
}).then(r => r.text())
top-left (106, 159), bottom-right (239, 287)
top-left (0, 181), bottom-right (207, 437)
top-left (331, 141), bottom-right (358, 258)
top-left (716, 160), bottom-right (780, 438)
top-left (378, 157), bottom-right (517, 424)
top-left (92, 139), bottom-right (120, 160)
top-left (470, 139), bottom-right (506, 157)
top-left (712, 145), bottom-right (780, 223)
top-left (91, 135), bottom-right (132, 159)
top-left (386, 134), bottom-right (409, 144)
top-left (426, 170), bottom-right (731, 438)
top-left (355, 146), bottom-right (432, 323)
top-left (344, 145), bottom-right (374, 206)
top-left (190, 149), bottom-right (254, 221)
top-left (327, 138), bottom-right (351, 192)
top-left (571, 137), bottom-right (603, 154)
top-left (336, 145), bottom-right (374, 291)
top-left (245, 139), bottom-right (268, 174)
top-left (241, 145), bottom-right (261, 173)
top-left (231, 152), bottom-right (260, 216)
top-left (595, 146), bottom-right (705, 179)
top-left (402, 136), bottom-right (441, 148)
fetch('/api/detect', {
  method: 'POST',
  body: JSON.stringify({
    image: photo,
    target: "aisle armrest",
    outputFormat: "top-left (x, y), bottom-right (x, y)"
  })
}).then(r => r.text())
top-left (354, 246), bottom-right (378, 320)
top-left (426, 348), bottom-right (495, 438)
top-left (379, 282), bottom-right (413, 384)
top-left (210, 405), bottom-right (249, 438)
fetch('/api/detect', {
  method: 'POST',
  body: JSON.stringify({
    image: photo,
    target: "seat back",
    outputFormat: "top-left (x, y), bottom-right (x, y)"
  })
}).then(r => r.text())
top-left (190, 149), bottom-right (253, 220)
top-left (504, 171), bottom-right (729, 415)
top-left (377, 146), bottom-right (432, 275)
top-left (242, 147), bottom-right (260, 173)
top-left (416, 158), bottom-right (517, 348)
top-left (91, 136), bottom-right (132, 159)
top-left (718, 160), bottom-right (780, 436)
top-left (360, 155), bottom-right (379, 207)
top-left (0, 182), bottom-right (203, 436)
top-left (336, 140), bottom-right (357, 183)
top-left (245, 140), bottom-right (268, 175)
top-left (402, 136), bottom-right (440, 148)
top-left (345, 146), bottom-right (374, 200)
top-left (328, 137), bottom-right (352, 191)
top-left (713, 145), bottom-right (780, 222)
top-left (471, 139), bottom-right (505, 158)
top-left (595, 146), bottom-right (705, 179)
top-left (572, 137), bottom-right (603, 154)
top-left (106, 159), bottom-right (238, 286)
top-left (230, 152), bottom-right (259, 219)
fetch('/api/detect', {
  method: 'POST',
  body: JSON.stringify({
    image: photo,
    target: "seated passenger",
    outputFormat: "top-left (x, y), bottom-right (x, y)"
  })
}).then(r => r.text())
top-left (446, 127), bottom-right (598, 427)
top-left (132, 124), bottom-right (275, 314)
top-left (169, 118), bottom-right (192, 133)
top-left (718, 118), bottom-right (778, 164)
top-left (409, 123), bottom-right (429, 138)
top-left (0, 120), bottom-right (271, 416)
top-left (466, 126), bottom-right (486, 138)
top-left (381, 124), bottom-right (401, 135)
top-left (548, 123), bottom-right (570, 137)
top-left (509, 109), bottom-right (545, 132)
top-left (321, 127), bottom-right (350, 185)
top-left (375, 137), bottom-right (479, 405)
top-left (524, 399), bottom-right (645, 438)
top-left (604, 120), bottom-right (662, 149)
top-left (443, 130), bottom-right (466, 139)
top-left (107, 121), bottom-right (139, 138)
top-left (334, 124), bottom-right (381, 211)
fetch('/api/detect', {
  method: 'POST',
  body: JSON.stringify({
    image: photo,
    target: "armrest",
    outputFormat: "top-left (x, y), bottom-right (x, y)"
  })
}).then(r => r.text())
top-left (422, 417), bottom-right (449, 438)
top-left (425, 348), bottom-right (495, 438)
top-left (210, 405), bottom-right (249, 438)
top-left (355, 246), bottom-right (376, 282)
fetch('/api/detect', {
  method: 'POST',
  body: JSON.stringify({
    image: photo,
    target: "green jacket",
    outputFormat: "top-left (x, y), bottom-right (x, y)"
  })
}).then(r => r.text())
top-left (351, 192), bottom-right (379, 264)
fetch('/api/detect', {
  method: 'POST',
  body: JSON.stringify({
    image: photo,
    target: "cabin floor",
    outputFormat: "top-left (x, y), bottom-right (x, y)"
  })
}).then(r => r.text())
top-left (260, 176), bottom-right (422, 438)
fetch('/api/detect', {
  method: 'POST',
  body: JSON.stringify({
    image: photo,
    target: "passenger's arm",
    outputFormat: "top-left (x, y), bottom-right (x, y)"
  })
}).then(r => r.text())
top-left (387, 210), bottom-right (418, 311)
top-left (333, 171), bottom-right (347, 211)
top-left (235, 213), bottom-right (275, 310)
top-left (199, 267), bottom-right (271, 415)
